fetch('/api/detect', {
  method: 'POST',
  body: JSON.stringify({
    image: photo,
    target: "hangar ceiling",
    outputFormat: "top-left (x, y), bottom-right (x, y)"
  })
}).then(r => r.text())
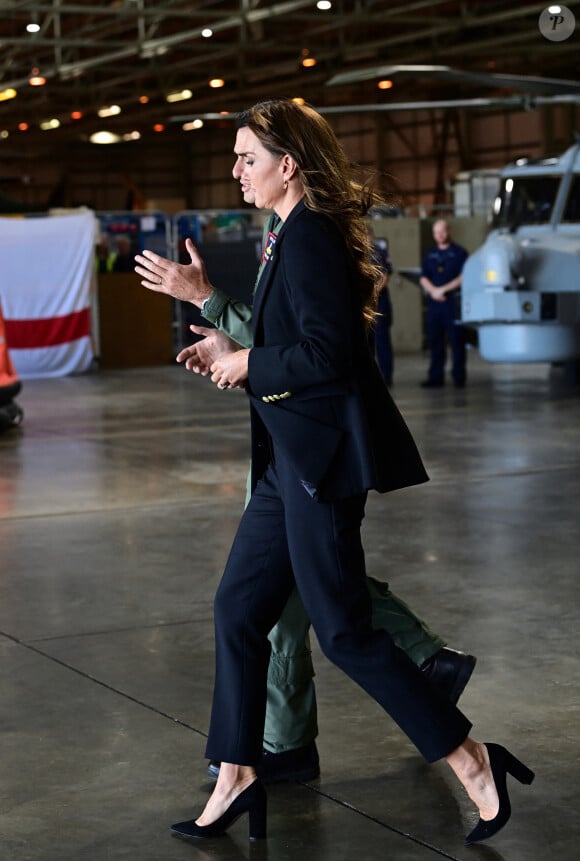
top-left (0, 0), bottom-right (579, 146)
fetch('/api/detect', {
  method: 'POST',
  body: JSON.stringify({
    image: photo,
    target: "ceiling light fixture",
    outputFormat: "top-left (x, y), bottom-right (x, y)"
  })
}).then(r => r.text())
top-left (98, 104), bottom-right (121, 117)
top-left (153, 123), bottom-right (165, 132)
top-left (123, 131), bottom-right (141, 141)
top-left (71, 111), bottom-right (83, 120)
top-left (18, 122), bottom-right (29, 131)
top-left (0, 88), bottom-right (17, 102)
top-left (302, 57), bottom-right (317, 68)
top-left (377, 79), bottom-right (393, 90)
top-left (201, 28), bottom-right (213, 38)
top-left (316, 1), bottom-right (332, 9)
top-left (28, 68), bottom-right (46, 86)
top-left (40, 119), bottom-right (60, 130)
top-left (209, 78), bottom-right (224, 88)
top-left (139, 95), bottom-right (149, 104)
top-left (26, 22), bottom-right (41, 34)
top-left (183, 119), bottom-right (204, 130)
top-left (90, 131), bottom-right (121, 144)
top-left (166, 89), bottom-right (192, 103)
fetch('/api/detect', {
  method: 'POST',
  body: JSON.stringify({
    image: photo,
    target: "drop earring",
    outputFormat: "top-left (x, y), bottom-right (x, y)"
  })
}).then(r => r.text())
top-left (283, 180), bottom-right (288, 191)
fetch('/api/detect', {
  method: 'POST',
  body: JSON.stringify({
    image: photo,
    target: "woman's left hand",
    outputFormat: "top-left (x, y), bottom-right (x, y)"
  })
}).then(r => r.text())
top-left (210, 349), bottom-right (250, 390)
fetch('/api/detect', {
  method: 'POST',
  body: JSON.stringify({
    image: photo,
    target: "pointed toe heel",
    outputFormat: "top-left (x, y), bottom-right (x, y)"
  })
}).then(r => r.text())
top-left (465, 743), bottom-right (535, 845)
top-left (171, 779), bottom-right (267, 841)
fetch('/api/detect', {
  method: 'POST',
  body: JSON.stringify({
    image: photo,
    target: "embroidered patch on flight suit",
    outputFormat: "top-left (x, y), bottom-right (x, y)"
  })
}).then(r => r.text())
top-left (262, 231), bottom-right (278, 263)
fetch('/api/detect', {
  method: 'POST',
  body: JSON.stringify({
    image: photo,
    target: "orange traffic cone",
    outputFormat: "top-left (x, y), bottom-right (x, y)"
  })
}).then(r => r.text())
top-left (0, 297), bottom-right (23, 430)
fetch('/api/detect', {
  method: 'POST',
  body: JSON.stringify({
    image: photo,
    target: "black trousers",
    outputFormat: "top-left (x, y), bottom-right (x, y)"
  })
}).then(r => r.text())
top-left (205, 448), bottom-right (472, 765)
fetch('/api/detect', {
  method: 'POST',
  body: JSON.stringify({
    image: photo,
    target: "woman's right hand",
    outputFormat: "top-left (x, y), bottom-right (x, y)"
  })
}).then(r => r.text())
top-left (135, 237), bottom-right (214, 307)
top-left (177, 325), bottom-right (240, 375)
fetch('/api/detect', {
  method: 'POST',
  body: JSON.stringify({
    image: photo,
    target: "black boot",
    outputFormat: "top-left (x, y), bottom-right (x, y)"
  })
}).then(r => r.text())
top-left (421, 647), bottom-right (476, 704)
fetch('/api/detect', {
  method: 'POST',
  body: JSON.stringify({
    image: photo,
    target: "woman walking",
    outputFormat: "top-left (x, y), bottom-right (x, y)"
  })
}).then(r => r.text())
top-left (136, 98), bottom-right (533, 846)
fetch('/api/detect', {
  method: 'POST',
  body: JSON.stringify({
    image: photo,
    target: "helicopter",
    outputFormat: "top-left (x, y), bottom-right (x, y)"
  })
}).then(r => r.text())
top-left (461, 141), bottom-right (580, 363)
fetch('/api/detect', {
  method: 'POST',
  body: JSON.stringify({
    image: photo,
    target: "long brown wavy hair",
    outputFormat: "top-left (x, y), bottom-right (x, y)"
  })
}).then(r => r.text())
top-left (237, 99), bottom-right (384, 327)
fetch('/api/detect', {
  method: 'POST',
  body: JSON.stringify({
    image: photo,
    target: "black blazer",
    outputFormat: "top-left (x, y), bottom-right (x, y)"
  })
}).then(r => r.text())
top-left (246, 200), bottom-right (428, 501)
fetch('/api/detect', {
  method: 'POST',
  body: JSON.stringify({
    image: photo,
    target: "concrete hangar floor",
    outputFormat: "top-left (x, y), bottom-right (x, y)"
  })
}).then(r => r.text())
top-left (0, 351), bottom-right (578, 861)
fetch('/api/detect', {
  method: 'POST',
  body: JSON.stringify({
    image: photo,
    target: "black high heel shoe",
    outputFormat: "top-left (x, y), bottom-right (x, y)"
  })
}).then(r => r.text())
top-left (465, 742), bottom-right (535, 845)
top-left (170, 779), bottom-right (267, 842)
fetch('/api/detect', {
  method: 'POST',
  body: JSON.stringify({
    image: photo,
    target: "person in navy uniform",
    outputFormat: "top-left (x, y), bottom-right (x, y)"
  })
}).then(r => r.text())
top-left (137, 99), bottom-right (533, 846)
top-left (419, 220), bottom-right (468, 388)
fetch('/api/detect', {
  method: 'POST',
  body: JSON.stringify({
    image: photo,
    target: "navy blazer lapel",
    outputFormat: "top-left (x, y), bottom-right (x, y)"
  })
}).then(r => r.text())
top-left (251, 240), bottom-right (278, 334)
top-left (252, 200), bottom-right (306, 337)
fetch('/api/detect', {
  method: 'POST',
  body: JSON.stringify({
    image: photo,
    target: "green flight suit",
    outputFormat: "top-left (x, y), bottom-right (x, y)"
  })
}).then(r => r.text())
top-left (201, 217), bottom-right (444, 753)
